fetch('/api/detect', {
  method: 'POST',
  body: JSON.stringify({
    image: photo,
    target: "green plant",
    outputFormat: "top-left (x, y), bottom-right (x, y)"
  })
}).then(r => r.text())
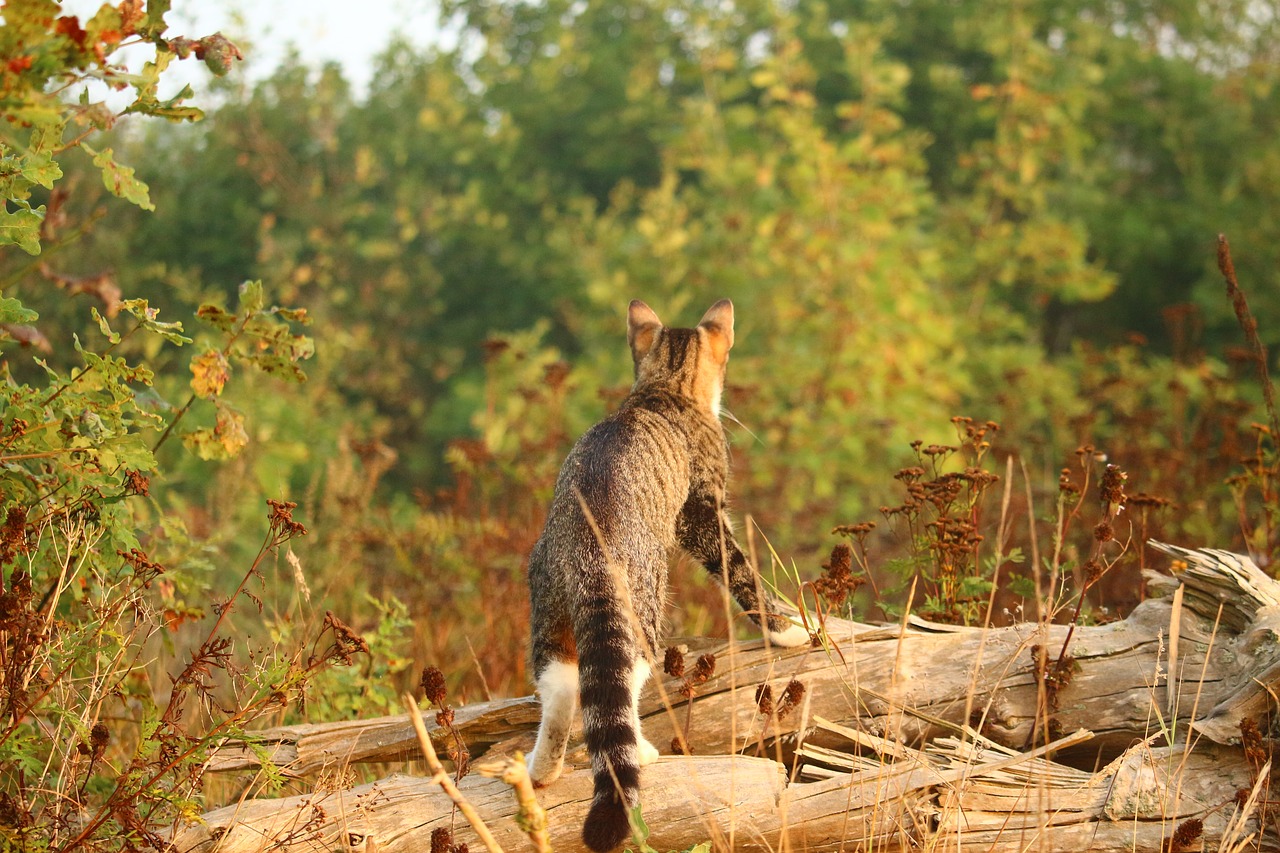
top-left (0, 0), bottom-right (240, 258)
top-left (0, 4), bottom-right (384, 848)
top-left (0, 493), bottom-right (371, 851)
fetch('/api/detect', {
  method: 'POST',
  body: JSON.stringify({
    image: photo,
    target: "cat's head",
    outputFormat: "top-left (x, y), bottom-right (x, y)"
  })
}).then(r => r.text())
top-left (627, 299), bottom-right (734, 416)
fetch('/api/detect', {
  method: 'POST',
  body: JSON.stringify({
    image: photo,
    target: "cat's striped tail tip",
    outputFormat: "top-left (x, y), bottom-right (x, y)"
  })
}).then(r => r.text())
top-left (582, 795), bottom-right (630, 852)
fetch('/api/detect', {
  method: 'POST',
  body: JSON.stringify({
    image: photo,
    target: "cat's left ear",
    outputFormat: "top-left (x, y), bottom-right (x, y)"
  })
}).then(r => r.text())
top-left (698, 299), bottom-right (734, 360)
top-left (628, 300), bottom-right (663, 364)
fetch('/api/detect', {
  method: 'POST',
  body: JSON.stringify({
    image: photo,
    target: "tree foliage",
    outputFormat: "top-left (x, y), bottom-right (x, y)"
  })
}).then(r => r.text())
top-left (3, 1), bottom-right (1280, 818)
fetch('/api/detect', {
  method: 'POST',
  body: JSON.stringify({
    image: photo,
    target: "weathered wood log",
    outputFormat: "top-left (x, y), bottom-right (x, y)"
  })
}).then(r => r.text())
top-left (182, 544), bottom-right (1280, 850)
top-left (209, 541), bottom-right (1279, 777)
top-left (174, 724), bottom-right (1273, 852)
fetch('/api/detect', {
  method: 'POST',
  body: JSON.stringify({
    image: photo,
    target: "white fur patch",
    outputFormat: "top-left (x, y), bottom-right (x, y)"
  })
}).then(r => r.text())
top-left (637, 737), bottom-right (660, 766)
top-left (629, 658), bottom-right (659, 765)
top-left (527, 660), bottom-right (579, 784)
top-left (629, 658), bottom-right (651, 696)
top-left (769, 622), bottom-right (812, 648)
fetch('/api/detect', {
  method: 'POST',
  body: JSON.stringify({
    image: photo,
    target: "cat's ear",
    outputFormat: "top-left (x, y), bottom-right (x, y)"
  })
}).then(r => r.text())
top-left (628, 300), bottom-right (663, 363)
top-left (698, 299), bottom-right (734, 360)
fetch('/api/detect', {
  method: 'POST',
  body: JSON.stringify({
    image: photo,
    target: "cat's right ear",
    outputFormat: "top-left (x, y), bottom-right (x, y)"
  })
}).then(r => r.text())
top-left (628, 300), bottom-right (663, 364)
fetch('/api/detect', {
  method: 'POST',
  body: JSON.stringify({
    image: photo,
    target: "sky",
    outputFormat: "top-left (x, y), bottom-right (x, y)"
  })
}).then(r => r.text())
top-left (61, 0), bottom-right (445, 98)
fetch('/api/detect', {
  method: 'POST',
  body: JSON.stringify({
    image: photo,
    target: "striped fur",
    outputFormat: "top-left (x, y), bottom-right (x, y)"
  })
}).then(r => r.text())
top-left (525, 300), bottom-right (807, 852)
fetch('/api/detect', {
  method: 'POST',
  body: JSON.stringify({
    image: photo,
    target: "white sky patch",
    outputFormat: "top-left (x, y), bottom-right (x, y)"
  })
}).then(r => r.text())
top-left (58, 0), bottom-right (444, 100)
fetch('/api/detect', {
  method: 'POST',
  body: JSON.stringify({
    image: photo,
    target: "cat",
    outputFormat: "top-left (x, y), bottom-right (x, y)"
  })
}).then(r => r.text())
top-left (524, 298), bottom-right (810, 852)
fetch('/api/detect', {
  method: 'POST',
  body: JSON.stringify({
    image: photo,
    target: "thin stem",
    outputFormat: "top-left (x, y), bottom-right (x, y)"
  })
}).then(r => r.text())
top-left (403, 693), bottom-right (504, 853)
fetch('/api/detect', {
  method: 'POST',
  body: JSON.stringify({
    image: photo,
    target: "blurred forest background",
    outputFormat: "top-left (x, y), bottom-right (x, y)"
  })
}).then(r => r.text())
top-left (5, 0), bottom-right (1280, 753)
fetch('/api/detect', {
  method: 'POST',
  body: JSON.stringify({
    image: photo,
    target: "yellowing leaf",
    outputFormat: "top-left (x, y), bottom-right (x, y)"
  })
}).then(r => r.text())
top-left (182, 404), bottom-right (248, 460)
top-left (190, 350), bottom-right (230, 398)
top-left (214, 406), bottom-right (248, 455)
top-left (87, 145), bottom-right (155, 211)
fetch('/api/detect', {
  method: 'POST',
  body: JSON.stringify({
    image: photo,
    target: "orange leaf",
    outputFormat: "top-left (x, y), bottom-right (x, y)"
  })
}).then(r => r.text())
top-left (190, 350), bottom-right (230, 398)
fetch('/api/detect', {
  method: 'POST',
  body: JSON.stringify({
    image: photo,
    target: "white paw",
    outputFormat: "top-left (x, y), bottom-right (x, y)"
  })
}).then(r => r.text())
top-left (768, 622), bottom-right (811, 648)
top-left (636, 737), bottom-right (660, 766)
top-left (525, 749), bottom-right (563, 786)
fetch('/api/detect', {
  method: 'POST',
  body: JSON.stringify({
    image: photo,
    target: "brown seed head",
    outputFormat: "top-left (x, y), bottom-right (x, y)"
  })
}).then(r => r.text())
top-left (1241, 717), bottom-right (1267, 772)
top-left (421, 666), bottom-right (448, 706)
top-left (755, 683), bottom-right (774, 715)
top-left (321, 611), bottom-right (370, 664)
top-left (1, 506), bottom-right (30, 563)
top-left (123, 469), bottom-right (150, 497)
top-left (689, 653), bottom-right (716, 685)
top-left (1099, 464), bottom-right (1127, 507)
top-left (776, 678), bottom-right (806, 718)
top-left (894, 466), bottom-right (926, 483)
top-left (663, 646), bottom-right (685, 678)
top-left (266, 498), bottom-right (308, 538)
top-left (815, 542), bottom-right (863, 608)
top-left (1170, 817), bottom-right (1203, 850)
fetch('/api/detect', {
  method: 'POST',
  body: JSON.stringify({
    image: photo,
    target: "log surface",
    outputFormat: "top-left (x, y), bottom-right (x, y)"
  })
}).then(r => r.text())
top-left (179, 543), bottom-right (1280, 851)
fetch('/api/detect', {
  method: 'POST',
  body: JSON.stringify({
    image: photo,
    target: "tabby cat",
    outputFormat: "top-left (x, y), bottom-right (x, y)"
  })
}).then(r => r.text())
top-left (524, 299), bottom-right (809, 852)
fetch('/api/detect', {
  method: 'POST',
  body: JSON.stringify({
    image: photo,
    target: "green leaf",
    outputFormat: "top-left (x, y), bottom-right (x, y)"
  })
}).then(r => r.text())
top-left (238, 280), bottom-right (265, 314)
top-left (0, 296), bottom-right (38, 325)
top-left (140, 0), bottom-right (171, 37)
top-left (1007, 576), bottom-right (1037, 599)
top-left (92, 307), bottom-right (120, 343)
top-left (0, 204), bottom-right (44, 254)
top-left (87, 146), bottom-right (155, 211)
top-left (21, 150), bottom-right (62, 190)
top-left (958, 575), bottom-right (994, 599)
top-left (119, 299), bottom-right (191, 344)
top-left (125, 49), bottom-right (203, 121)
top-left (628, 803), bottom-right (657, 853)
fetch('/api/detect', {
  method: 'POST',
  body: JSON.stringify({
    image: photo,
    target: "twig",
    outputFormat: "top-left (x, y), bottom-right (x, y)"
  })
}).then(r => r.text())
top-left (402, 693), bottom-right (505, 853)
top-left (1219, 234), bottom-right (1280, 440)
top-left (477, 755), bottom-right (551, 853)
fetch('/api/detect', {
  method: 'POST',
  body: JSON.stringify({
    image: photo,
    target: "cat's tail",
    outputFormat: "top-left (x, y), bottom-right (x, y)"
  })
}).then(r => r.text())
top-left (576, 590), bottom-right (644, 852)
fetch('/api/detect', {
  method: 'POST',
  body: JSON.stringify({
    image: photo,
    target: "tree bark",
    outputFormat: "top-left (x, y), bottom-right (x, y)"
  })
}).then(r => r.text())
top-left (179, 543), bottom-right (1280, 851)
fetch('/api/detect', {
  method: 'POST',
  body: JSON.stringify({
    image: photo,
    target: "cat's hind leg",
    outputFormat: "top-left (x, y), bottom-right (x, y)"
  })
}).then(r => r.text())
top-left (526, 658), bottom-right (579, 785)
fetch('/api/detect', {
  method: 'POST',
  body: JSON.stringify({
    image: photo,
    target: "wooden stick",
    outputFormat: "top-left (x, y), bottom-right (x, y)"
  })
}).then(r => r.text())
top-left (478, 755), bottom-right (552, 853)
top-left (403, 693), bottom-right (506, 853)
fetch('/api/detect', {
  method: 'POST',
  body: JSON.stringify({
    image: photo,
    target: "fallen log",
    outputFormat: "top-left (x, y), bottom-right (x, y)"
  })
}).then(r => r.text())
top-left (181, 543), bottom-right (1280, 850)
top-left (175, 724), bottom-right (1273, 852)
top-left (209, 542), bottom-right (1275, 776)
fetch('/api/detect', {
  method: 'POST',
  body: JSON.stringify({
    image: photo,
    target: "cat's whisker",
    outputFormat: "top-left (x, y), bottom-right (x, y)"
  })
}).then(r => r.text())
top-left (720, 407), bottom-right (762, 444)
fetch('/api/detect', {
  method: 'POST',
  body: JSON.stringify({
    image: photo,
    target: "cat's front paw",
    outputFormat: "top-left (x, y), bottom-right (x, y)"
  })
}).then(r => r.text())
top-left (525, 749), bottom-right (564, 786)
top-left (768, 621), bottom-right (812, 648)
top-left (637, 736), bottom-right (660, 766)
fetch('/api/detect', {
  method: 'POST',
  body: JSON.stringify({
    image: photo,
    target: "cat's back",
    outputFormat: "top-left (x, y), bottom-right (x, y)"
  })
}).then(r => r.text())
top-left (548, 402), bottom-right (696, 543)
top-left (537, 300), bottom-right (734, 556)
